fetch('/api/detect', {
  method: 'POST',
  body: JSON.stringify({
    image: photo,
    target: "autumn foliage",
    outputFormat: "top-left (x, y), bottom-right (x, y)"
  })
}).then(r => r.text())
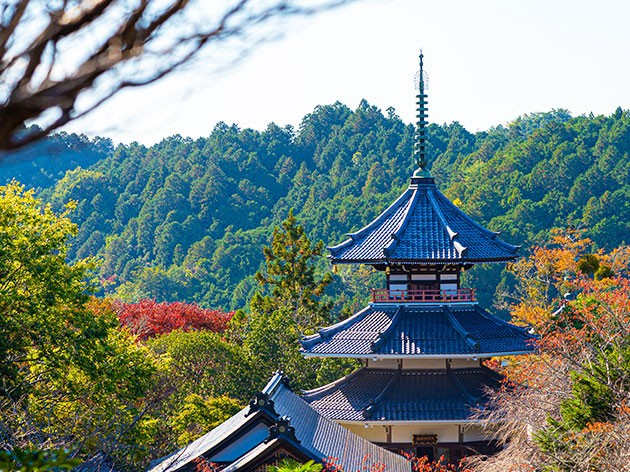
top-left (115, 299), bottom-right (233, 340)
top-left (471, 231), bottom-right (630, 472)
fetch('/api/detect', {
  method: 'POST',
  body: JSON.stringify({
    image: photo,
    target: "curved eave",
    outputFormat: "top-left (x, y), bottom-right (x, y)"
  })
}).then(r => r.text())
top-left (328, 255), bottom-right (519, 265)
top-left (339, 419), bottom-right (492, 425)
top-left (300, 351), bottom-right (535, 359)
top-left (327, 175), bottom-right (521, 265)
top-left (301, 367), bottom-right (503, 424)
top-left (300, 305), bottom-right (374, 350)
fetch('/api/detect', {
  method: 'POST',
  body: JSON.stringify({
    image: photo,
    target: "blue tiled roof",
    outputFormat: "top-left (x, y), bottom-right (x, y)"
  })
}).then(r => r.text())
top-left (301, 367), bottom-right (503, 422)
top-left (149, 373), bottom-right (411, 472)
top-left (300, 304), bottom-right (535, 357)
top-left (328, 176), bottom-right (519, 264)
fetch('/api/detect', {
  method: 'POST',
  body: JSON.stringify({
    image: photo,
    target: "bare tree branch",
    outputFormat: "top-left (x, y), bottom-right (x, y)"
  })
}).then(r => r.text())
top-left (0, 0), bottom-right (353, 151)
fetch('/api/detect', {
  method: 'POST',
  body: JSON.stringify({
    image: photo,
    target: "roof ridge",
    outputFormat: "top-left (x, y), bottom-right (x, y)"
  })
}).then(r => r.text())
top-left (426, 188), bottom-right (459, 241)
top-left (383, 187), bottom-right (422, 257)
top-left (472, 305), bottom-right (532, 336)
top-left (300, 367), bottom-right (367, 398)
top-left (300, 305), bottom-right (376, 349)
top-left (433, 189), bottom-right (520, 255)
top-left (362, 369), bottom-right (401, 419)
top-left (262, 371), bottom-right (289, 396)
top-left (444, 306), bottom-right (480, 352)
top-left (328, 188), bottom-right (413, 256)
top-left (371, 305), bottom-right (404, 353)
top-left (448, 370), bottom-right (480, 406)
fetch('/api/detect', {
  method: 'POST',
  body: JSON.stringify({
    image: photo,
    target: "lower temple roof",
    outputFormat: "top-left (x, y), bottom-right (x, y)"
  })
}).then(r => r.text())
top-left (149, 372), bottom-right (411, 472)
top-left (300, 303), bottom-right (535, 358)
top-left (301, 367), bottom-right (503, 422)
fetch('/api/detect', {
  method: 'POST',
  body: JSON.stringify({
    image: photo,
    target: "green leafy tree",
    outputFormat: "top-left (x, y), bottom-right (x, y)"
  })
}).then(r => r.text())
top-left (0, 448), bottom-right (81, 472)
top-left (171, 394), bottom-right (242, 446)
top-left (269, 458), bottom-right (323, 472)
top-left (0, 183), bottom-right (156, 467)
top-left (144, 330), bottom-right (262, 455)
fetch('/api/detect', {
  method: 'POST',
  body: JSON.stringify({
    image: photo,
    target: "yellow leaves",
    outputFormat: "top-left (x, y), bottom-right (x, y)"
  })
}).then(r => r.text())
top-left (512, 304), bottom-right (550, 326)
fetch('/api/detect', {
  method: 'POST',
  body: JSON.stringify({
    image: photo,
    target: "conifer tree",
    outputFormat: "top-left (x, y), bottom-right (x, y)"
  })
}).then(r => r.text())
top-left (254, 209), bottom-right (332, 331)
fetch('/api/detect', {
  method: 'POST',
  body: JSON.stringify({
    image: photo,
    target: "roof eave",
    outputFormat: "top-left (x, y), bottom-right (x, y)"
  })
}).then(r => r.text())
top-left (329, 256), bottom-right (518, 265)
top-left (338, 419), bottom-right (494, 426)
top-left (300, 350), bottom-right (536, 359)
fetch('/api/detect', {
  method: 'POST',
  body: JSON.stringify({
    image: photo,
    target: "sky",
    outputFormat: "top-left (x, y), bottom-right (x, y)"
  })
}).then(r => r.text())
top-left (64, 0), bottom-right (630, 145)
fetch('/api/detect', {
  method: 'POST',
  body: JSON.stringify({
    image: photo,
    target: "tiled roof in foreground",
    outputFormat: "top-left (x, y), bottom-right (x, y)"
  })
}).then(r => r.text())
top-left (300, 304), bottom-right (535, 358)
top-left (148, 372), bottom-right (411, 472)
top-left (328, 175), bottom-right (519, 265)
top-left (301, 367), bottom-right (503, 422)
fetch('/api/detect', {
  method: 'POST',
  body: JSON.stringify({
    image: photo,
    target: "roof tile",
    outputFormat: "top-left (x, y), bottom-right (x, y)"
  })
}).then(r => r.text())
top-left (300, 304), bottom-right (535, 357)
top-left (328, 177), bottom-right (519, 264)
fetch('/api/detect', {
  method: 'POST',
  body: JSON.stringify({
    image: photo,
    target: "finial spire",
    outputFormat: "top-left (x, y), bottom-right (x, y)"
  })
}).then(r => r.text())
top-left (414, 49), bottom-right (429, 174)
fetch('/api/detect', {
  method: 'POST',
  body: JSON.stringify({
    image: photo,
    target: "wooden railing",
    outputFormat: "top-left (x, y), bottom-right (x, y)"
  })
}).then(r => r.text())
top-left (371, 288), bottom-right (476, 303)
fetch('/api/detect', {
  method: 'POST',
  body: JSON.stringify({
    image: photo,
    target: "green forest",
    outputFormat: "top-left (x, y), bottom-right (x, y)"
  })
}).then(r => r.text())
top-left (3, 102), bottom-right (629, 313)
top-left (1, 102), bottom-right (630, 470)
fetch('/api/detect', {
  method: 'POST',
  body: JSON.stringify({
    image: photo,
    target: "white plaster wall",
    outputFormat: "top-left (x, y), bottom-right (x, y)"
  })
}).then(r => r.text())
top-left (343, 423), bottom-right (388, 442)
top-left (450, 358), bottom-right (481, 368)
top-left (341, 422), bottom-right (498, 444)
top-left (402, 358), bottom-right (447, 369)
top-left (463, 424), bottom-right (498, 442)
top-left (367, 358), bottom-right (399, 369)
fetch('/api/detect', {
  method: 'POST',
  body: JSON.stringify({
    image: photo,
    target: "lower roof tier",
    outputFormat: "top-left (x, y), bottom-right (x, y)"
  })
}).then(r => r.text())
top-left (301, 367), bottom-right (502, 423)
top-left (300, 303), bottom-right (535, 358)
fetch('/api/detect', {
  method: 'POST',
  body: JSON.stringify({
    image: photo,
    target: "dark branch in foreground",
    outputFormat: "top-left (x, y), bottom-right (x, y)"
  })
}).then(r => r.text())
top-left (0, 0), bottom-right (351, 151)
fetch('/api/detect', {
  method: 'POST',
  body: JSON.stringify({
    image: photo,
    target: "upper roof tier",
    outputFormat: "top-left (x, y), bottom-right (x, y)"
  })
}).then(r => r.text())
top-left (328, 173), bottom-right (520, 265)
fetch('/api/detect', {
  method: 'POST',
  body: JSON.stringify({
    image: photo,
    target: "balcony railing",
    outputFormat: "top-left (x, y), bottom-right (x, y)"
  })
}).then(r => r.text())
top-left (371, 288), bottom-right (476, 303)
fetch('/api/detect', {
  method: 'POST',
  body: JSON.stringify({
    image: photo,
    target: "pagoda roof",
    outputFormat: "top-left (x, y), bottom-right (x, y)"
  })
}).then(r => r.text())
top-left (300, 303), bottom-right (535, 358)
top-left (149, 372), bottom-right (410, 472)
top-left (328, 175), bottom-right (519, 265)
top-left (301, 367), bottom-right (502, 423)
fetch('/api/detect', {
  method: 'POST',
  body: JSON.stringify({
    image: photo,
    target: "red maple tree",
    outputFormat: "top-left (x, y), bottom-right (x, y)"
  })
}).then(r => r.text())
top-left (114, 299), bottom-right (233, 340)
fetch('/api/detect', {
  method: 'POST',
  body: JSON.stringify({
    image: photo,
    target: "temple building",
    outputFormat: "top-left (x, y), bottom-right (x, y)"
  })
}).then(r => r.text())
top-left (148, 52), bottom-right (534, 471)
top-left (148, 373), bottom-right (411, 472)
top-left (299, 51), bottom-right (534, 463)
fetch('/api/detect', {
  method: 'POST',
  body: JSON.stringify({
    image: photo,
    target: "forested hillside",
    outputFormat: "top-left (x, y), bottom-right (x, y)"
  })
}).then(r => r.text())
top-left (5, 102), bottom-right (629, 312)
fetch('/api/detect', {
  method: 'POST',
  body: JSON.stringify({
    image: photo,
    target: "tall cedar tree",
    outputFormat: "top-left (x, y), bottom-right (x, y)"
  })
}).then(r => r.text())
top-left (244, 210), bottom-right (355, 390)
top-left (254, 209), bottom-right (333, 331)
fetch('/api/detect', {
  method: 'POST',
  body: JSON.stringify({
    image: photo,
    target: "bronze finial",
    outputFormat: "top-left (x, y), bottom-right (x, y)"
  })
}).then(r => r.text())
top-left (413, 50), bottom-right (429, 173)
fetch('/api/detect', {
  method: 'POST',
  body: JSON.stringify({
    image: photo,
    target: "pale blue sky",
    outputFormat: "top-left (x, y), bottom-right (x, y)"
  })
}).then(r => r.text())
top-left (65, 0), bottom-right (630, 144)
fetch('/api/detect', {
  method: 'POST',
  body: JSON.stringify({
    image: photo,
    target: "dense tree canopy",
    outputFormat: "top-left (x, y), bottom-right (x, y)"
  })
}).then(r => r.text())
top-left (0, 182), bottom-right (156, 467)
top-left (11, 104), bottom-right (626, 315)
top-left (1, 103), bottom-right (629, 469)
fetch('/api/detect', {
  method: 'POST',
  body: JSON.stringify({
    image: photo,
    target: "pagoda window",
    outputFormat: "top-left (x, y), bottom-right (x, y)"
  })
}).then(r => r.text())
top-left (409, 280), bottom-right (440, 291)
top-left (410, 274), bottom-right (438, 291)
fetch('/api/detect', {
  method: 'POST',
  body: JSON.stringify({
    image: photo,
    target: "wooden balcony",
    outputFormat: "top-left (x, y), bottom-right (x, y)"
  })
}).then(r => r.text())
top-left (371, 288), bottom-right (476, 303)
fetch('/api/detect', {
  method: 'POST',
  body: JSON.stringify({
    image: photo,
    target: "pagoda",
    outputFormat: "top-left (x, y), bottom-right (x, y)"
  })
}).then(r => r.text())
top-left (299, 51), bottom-right (535, 463)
